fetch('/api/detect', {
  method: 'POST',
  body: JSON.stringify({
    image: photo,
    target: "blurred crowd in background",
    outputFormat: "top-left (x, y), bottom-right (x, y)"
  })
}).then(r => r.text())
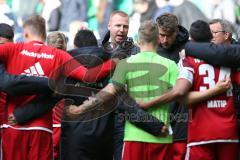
top-left (1, 0), bottom-right (240, 47)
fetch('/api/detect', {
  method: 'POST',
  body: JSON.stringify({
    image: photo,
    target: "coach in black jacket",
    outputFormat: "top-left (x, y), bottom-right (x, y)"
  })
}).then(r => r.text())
top-left (156, 13), bottom-right (189, 160)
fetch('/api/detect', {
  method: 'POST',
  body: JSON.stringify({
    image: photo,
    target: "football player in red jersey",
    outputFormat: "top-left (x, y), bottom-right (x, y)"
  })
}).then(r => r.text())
top-left (0, 15), bottom-right (115, 160)
top-left (0, 23), bottom-right (14, 160)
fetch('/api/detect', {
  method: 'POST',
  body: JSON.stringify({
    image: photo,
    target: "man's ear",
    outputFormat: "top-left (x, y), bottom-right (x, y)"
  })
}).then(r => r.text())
top-left (225, 32), bottom-right (230, 40)
top-left (176, 27), bottom-right (179, 33)
top-left (137, 39), bottom-right (141, 46)
top-left (175, 27), bottom-right (179, 35)
top-left (23, 32), bottom-right (28, 39)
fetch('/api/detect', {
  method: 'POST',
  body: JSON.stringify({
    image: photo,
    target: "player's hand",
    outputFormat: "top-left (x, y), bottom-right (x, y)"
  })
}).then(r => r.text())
top-left (214, 78), bottom-right (231, 94)
top-left (8, 114), bottom-right (18, 126)
top-left (159, 125), bottom-right (169, 137)
top-left (65, 105), bottom-right (83, 119)
top-left (137, 100), bottom-right (151, 109)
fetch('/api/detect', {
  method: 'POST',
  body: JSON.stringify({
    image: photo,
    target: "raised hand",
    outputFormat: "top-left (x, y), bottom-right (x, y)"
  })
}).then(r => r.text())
top-left (159, 125), bottom-right (169, 137)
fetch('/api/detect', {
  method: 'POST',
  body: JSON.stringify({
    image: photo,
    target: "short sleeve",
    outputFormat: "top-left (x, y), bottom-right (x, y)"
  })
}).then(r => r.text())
top-left (177, 58), bottom-right (194, 84)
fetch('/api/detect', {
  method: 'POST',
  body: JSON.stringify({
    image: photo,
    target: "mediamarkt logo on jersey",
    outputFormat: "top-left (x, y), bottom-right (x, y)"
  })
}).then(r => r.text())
top-left (20, 50), bottom-right (54, 59)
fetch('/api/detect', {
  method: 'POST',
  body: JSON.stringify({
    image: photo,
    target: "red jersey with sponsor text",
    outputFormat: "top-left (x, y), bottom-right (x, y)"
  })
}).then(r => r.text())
top-left (0, 41), bottom-right (76, 131)
top-left (178, 56), bottom-right (238, 145)
top-left (0, 41), bottom-right (114, 132)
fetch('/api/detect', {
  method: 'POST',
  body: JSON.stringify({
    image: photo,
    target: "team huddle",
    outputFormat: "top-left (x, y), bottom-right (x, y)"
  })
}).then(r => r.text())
top-left (0, 10), bottom-right (239, 160)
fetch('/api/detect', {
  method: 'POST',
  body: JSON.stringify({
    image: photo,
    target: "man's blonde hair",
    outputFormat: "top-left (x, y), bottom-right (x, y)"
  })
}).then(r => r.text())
top-left (138, 20), bottom-right (159, 45)
top-left (47, 31), bottom-right (67, 50)
top-left (109, 10), bottom-right (129, 21)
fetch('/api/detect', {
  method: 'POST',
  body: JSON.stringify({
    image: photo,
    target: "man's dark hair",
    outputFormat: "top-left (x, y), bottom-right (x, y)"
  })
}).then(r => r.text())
top-left (74, 30), bottom-right (98, 48)
top-left (156, 13), bottom-right (178, 33)
top-left (0, 23), bottom-right (14, 41)
top-left (190, 20), bottom-right (212, 42)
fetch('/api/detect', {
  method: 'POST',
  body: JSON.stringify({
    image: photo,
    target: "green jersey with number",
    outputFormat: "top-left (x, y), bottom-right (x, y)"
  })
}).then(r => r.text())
top-left (111, 51), bottom-right (178, 143)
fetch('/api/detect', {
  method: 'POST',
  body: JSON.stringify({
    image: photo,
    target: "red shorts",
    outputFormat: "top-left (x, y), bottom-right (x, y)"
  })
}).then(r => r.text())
top-left (186, 143), bottom-right (238, 160)
top-left (122, 141), bottom-right (172, 160)
top-left (52, 101), bottom-right (64, 160)
top-left (53, 126), bottom-right (61, 160)
top-left (172, 140), bottom-right (187, 160)
top-left (1, 127), bottom-right (53, 160)
top-left (0, 129), bottom-right (1, 160)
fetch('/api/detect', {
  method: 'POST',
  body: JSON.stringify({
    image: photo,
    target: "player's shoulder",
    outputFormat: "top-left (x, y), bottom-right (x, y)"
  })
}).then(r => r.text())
top-left (6, 42), bottom-right (23, 48)
top-left (43, 44), bottom-right (67, 55)
top-left (181, 56), bottom-right (203, 66)
top-left (156, 53), bottom-right (177, 66)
